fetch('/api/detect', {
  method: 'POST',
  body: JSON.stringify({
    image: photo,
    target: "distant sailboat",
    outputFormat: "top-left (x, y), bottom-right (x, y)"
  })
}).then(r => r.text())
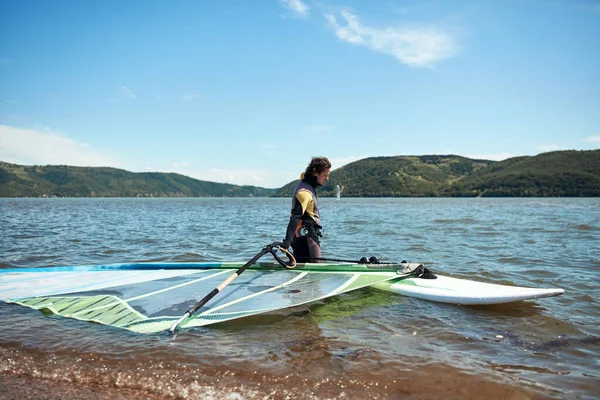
top-left (336, 185), bottom-right (341, 200)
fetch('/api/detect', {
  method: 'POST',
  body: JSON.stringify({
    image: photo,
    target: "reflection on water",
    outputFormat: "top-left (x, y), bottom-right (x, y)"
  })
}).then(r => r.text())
top-left (1, 198), bottom-right (599, 399)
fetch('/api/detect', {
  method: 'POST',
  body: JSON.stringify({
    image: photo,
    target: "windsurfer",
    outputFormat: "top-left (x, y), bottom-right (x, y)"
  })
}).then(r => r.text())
top-left (282, 157), bottom-right (331, 263)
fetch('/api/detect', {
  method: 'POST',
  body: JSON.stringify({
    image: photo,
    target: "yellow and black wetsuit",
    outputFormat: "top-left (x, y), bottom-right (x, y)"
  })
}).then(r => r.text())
top-left (283, 173), bottom-right (323, 263)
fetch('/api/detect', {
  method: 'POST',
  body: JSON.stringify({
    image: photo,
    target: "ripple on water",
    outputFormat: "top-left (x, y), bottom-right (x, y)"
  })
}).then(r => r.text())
top-left (569, 224), bottom-right (599, 231)
top-left (0, 197), bottom-right (598, 399)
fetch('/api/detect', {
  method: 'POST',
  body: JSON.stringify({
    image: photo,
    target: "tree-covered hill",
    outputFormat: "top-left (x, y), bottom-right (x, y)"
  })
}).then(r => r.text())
top-left (276, 155), bottom-right (494, 197)
top-left (0, 162), bottom-right (276, 197)
top-left (446, 150), bottom-right (600, 197)
top-left (2, 150), bottom-right (598, 197)
top-left (275, 150), bottom-right (600, 197)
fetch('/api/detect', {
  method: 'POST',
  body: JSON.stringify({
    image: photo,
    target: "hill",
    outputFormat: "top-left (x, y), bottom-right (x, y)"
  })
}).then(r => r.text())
top-left (447, 150), bottom-right (600, 197)
top-left (275, 150), bottom-right (600, 197)
top-left (2, 150), bottom-right (598, 198)
top-left (276, 154), bottom-right (493, 197)
top-left (0, 162), bottom-right (276, 197)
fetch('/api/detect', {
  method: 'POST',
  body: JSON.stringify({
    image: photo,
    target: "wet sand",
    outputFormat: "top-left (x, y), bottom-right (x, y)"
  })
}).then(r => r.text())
top-left (0, 368), bottom-right (549, 400)
top-left (0, 373), bottom-right (172, 400)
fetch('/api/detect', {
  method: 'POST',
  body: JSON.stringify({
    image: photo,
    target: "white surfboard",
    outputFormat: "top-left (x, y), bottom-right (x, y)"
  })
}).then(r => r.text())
top-left (372, 274), bottom-right (564, 305)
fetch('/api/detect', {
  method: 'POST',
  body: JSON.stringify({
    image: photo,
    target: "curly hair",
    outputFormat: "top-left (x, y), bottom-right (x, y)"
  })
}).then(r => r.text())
top-left (305, 157), bottom-right (331, 176)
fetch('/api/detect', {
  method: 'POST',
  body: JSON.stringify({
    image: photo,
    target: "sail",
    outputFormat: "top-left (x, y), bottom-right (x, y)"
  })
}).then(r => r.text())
top-left (1, 262), bottom-right (406, 334)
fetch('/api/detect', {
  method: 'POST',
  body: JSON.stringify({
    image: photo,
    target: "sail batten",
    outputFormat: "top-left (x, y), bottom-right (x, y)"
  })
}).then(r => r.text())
top-left (125, 269), bottom-right (230, 302)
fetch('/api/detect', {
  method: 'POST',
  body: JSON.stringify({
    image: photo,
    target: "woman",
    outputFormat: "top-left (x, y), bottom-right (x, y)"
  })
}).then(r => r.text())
top-left (282, 157), bottom-right (331, 263)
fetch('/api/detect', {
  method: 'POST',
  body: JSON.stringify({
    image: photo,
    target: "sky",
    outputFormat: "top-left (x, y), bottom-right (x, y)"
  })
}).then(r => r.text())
top-left (0, 0), bottom-right (599, 188)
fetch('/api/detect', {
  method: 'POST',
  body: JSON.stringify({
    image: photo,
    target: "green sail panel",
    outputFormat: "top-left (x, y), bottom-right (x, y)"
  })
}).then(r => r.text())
top-left (8, 267), bottom-right (402, 334)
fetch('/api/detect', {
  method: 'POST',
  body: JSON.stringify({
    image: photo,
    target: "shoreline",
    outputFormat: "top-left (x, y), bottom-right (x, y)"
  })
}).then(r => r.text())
top-left (0, 372), bottom-right (173, 400)
top-left (0, 369), bottom-right (551, 400)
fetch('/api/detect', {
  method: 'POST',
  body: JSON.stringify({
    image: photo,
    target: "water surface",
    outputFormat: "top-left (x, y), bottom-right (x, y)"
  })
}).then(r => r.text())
top-left (1, 198), bottom-right (599, 399)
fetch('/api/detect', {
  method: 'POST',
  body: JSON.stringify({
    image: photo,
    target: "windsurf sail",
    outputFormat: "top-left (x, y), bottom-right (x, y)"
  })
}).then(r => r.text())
top-left (1, 261), bottom-right (410, 334)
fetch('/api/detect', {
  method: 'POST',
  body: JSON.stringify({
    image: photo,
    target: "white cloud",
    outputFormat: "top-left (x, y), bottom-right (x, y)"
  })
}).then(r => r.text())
top-left (324, 10), bottom-right (458, 67)
top-left (583, 136), bottom-right (600, 143)
top-left (121, 85), bottom-right (136, 99)
top-left (175, 167), bottom-right (279, 187)
top-left (0, 125), bottom-right (117, 167)
top-left (280, 0), bottom-right (310, 17)
top-left (0, 126), bottom-right (309, 188)
top-left (134, 163), bottom-right (278, 187)
top-left (182, 94), bottom-right (201, 101)
top-left (108, 85), bottom-right (137, 102)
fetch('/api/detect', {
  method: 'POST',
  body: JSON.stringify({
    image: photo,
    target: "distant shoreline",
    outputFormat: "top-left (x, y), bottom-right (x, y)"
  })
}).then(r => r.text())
top-left (2, 150), bottom-right (600, 197)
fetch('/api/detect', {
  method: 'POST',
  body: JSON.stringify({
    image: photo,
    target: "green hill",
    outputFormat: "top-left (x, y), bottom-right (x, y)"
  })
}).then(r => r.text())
top-left (275, 150), bottom-right (600, 197)
top-left (0, 162), bottom-right (276, 197)
top-left (276, 154), bottom-right (493, 197)
top-left (2, 150), bottom-right (598, 197)
top-left (447, 150), bottom-right (600, 197)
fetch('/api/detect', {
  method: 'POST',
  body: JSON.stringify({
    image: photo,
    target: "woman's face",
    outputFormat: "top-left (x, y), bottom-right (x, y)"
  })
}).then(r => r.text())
top-left (316, 168), bottom-right (330, 185)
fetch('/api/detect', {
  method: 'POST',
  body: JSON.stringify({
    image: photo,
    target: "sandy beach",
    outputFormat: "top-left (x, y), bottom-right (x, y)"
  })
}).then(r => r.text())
top-left (0, 367), bottom-right (550, 400)
top-left (0, 373), bottom-right (173, 400)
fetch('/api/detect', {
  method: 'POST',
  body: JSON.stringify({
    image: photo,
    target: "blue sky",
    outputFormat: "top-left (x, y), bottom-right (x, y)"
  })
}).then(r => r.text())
top-left (1, 0), bottom-right (599, 188)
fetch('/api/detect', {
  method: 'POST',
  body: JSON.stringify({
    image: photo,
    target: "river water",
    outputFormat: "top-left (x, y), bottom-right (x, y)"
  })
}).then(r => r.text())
top-left (1, 198), bottom-right (599, 399)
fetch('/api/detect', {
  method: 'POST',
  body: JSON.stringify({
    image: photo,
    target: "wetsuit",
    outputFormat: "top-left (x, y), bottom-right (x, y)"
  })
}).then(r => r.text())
top-left (283, 174), bottom-right (323, 263)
